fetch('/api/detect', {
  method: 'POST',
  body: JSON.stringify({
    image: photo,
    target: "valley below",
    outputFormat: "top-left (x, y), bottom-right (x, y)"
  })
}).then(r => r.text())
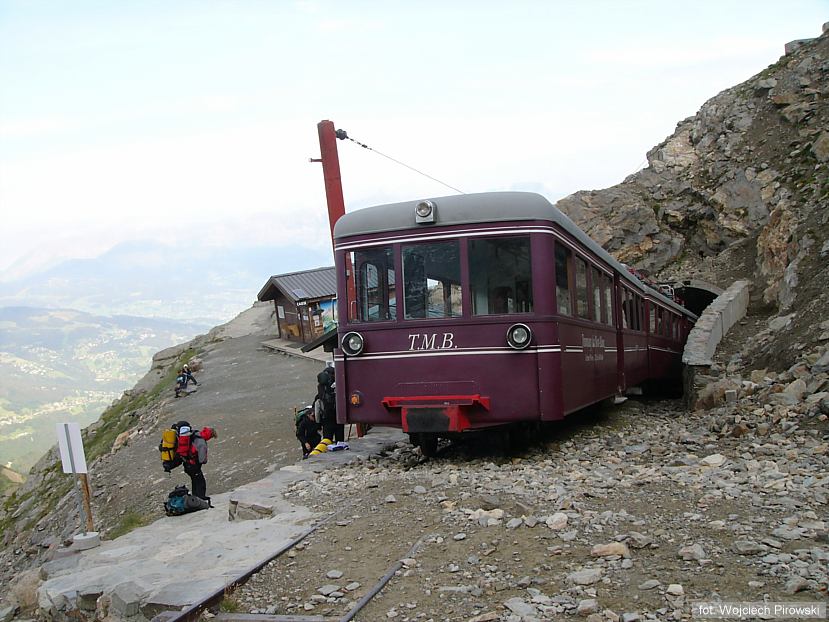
top-left (0, 306), bottom-right (210, 481)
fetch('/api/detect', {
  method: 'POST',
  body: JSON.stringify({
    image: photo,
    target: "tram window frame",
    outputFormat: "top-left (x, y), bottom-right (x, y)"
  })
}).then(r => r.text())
top-left (469, 235), bottom-right (534, 316)
top-left (575, 256), bottom-right (589, 319)
top-left (554, 243), bottom-right (573, 316)
top-left (649, 302), bottom-right (656, 334)
top-left (349, 246), bottom-right (396, 323)
top-left (401, 240), bottom-right (463, 320)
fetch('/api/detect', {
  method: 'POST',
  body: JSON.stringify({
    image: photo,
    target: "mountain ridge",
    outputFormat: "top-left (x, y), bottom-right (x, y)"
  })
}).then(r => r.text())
top-left (0, 239), bottom-right (331, 324)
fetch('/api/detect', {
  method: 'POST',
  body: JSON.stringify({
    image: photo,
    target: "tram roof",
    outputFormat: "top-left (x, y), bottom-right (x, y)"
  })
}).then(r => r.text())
top-left (334, 192), bottom-right (694, 318)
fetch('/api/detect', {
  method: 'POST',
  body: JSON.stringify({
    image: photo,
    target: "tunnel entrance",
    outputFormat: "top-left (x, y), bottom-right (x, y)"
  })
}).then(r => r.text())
top-left (670, 280), bottom-right (722, 317)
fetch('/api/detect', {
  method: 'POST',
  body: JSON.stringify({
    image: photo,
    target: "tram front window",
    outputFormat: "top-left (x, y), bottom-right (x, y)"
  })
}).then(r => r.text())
top-left (402, 241), bottom-right (462, 319)
top-left (470, 236), bottom-right (533, 315)
top-left (348, 246), bottom-right (396, 322)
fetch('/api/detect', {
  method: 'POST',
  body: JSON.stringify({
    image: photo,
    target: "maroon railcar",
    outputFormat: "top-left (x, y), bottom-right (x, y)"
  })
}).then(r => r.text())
top-left (332, 192), bottom-right (695, 455)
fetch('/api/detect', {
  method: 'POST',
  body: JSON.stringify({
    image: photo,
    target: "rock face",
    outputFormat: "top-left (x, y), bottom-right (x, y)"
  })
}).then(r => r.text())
top-left (557, 30), bottom-right (829, 336)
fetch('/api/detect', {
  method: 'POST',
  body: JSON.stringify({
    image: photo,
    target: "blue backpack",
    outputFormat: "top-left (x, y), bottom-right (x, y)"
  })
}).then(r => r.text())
top-left (164, 485), bottom-right (189, 516)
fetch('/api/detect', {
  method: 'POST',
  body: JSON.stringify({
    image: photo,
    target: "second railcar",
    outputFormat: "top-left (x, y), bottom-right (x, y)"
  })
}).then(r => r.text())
top-left (332, 192), bottom-right (695, 454)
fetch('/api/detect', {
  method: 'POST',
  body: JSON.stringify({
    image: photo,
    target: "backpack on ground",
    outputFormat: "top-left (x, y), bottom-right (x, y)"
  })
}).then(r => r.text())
top-left (164, 484), bottom-right (210, 516)
top-left (184, 495), bottom-right (210, 512)
top-left (164, 484), bottom-right (190, 516)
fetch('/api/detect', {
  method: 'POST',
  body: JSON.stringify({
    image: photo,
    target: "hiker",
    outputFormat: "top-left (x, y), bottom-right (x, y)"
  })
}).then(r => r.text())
top-left (174, 365), bottom-right (198, 398)
top-left (296, 405), bottom-right (321, 459)
top-left (174, 372), bottom-right (187, 398)
top-left (180, 425), bottom-right (216, 501)
top-left (317, 363), bottom-right (344, 443)
top-left (180, 364), bottom-right (198, 388)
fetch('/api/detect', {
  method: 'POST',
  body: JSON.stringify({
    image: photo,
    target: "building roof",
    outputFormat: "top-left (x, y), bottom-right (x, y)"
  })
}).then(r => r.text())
top-left (257, 266), bottom-right (336, 303)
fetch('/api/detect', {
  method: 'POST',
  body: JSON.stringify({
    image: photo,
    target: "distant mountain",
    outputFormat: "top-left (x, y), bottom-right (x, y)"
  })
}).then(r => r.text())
top-left (0, 306), bottom-right (211, 474)
top-left (0, 240), bottom-right (332, 324)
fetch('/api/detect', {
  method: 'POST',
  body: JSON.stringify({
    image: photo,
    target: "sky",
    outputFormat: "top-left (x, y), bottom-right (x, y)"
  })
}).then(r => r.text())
top-left (1, 0), bottom-right (826, 281)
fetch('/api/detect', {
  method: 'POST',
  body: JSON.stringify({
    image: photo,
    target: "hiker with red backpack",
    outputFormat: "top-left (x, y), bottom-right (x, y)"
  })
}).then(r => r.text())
top-left (180, 425), bottom-right (215, 501)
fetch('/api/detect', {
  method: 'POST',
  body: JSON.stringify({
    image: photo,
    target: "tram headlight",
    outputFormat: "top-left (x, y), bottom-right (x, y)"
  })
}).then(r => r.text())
top-left (415, 200), bottom-right (436, 224)
top-left (506, 323), bottom-right (532, 350)
top-left (341, 331), bottom-right (365, 356)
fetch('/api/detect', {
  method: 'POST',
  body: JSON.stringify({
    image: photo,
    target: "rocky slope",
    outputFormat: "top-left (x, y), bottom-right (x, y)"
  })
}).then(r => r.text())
top-left (557, 25), bottom-right (829, 372)
top-left (1, 24), bottom-right (828, 622)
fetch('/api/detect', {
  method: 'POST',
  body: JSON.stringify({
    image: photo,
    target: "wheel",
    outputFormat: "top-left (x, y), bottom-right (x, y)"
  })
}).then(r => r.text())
top-left (419, 434), bottom-right (439, 457)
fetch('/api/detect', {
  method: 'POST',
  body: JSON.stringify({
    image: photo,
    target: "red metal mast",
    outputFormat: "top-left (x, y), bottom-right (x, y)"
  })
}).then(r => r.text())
top-left (312, 120), bottom-right (366, 438)
top-left (315, 120), bottom-right (346, 246)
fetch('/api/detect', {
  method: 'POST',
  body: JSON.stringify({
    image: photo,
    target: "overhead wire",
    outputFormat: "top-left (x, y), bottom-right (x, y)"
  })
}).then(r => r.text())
top-left (338, 130), bottom-right (465, 195)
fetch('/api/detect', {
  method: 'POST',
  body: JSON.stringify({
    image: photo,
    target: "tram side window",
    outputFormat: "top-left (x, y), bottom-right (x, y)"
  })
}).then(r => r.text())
top-left (591, 267), bottom-right (601, 323)
top-left (555, 244), bottom-right (572, 316)
top-left (625, 292), bottom-right (642, 331)
top-left (350, 246), bottom-right (396, 322)
top-left (603, 274), bottom-right (614, 326)
top-left (402, 241), bottom-right (462, 319)
top-left (629, 294), bottom-right (639, 331)
top-left (575, 257), bottom-right (589, 319)
top-left (637, 295), bottom-right (645, 331)
top-left (621, 289), bottom-right (630, 329)
top-left (470, 236), bottom-right (533, 315)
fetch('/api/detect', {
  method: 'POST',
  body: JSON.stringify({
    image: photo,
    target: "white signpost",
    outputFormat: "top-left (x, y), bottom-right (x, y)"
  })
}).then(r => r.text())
top-left (56, 422), bottom-right (87, 474)
top-left (56, 423), bottom-right (99, 549)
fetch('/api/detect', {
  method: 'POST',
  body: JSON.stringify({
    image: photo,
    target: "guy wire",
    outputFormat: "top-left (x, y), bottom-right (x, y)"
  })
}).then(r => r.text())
top-left (342, 133), bottom-right (465, 195)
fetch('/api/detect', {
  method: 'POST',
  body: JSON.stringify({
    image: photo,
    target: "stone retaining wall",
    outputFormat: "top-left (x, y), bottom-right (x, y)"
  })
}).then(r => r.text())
top-left (682, 280), bottom-right (750, 407)
top-left (682, 280), bottom-right (750, 367)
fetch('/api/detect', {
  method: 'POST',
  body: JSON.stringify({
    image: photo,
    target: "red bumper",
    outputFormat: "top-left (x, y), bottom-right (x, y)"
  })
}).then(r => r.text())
top-left (381, 395), bottom-right (491, 434)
